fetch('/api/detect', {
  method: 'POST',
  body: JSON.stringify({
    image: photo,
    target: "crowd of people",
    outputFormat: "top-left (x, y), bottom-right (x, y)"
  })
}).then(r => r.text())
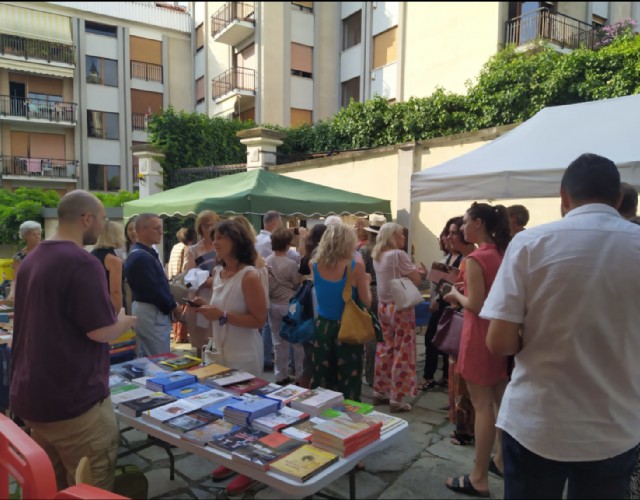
top-left (4, 152), bottom-right (640, 497)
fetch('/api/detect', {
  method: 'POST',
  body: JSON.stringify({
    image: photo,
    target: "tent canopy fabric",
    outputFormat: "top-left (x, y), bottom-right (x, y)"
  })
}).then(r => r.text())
top-left (411, 93), bottom-right (640, 202)
top-left (123, 169), bottom-right (391, 218)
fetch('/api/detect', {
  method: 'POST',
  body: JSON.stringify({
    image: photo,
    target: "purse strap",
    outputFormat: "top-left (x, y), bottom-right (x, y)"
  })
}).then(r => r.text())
top-left (342, 261), bottom-right (353, 303)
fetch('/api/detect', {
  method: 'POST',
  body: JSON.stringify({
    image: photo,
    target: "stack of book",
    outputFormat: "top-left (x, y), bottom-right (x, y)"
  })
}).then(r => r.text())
top-left (159, 355), bottom-right (202, 371)
top-left (281, 417), bottom-right (327, 442)
top-left (232, 432), bottom-right (305, 471)
top-left (200, 396), bottom-right (244, 418)
top-left (166, 383), bottom-right (212, 399)
top-left (224, 377), bottom-right (270, 396)
top-left (311, 414), bottom-right (382, 457)
top-left (320, 399), bottom-right (374, 419)
top-left (248, 382), bottom-right (282, 398)
top-left (223, 397), bottom-right (280, 427)
top-left (142, 398), bottom-right (200, 425)
top-left (365, 411), bottom-right (405, 436)
top-left (264, 384), bottom-right (310, 409)
top-left (251, 406), bottom-right (310, 434)
top-left (109, 329), bottom-right (136, 363)
top-left (269, 444), bottom-right (339, 483)
top-left (119, 392), bottom-right (177, 418)
top-left (207, 426), bottom-right (268, 454)
top-left (163, 407), bottom-right (220, 434)
top-left (289, 387), bottom-right (344, 417)
top-left (182, 389), bottom-right (231, 408)
top-left (186, 363), bottom-right (232, 381)
top-left (110, 383), bottom-right (154, 407)
top-left (146, 371), bottom-right (197, 392)
top-left (182, 419), bottom-right (241, 446)
top-left (202, 369), bottom-right (255, 389)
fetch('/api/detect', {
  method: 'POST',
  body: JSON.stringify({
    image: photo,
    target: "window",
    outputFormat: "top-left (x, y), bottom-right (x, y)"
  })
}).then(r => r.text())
top-left (373, 27), bottom-right (397, 69)
top-left (196, 23), bottom-right (204, 51)
top-left (87, 110), bottom-right (119, 140)
top-left (592, 14), bottom-right (606, 29)
top-left (341, 77), bottom-right (360, 108)
top-left (291, 108), bottom-right (312, 127)
top-left (291, 43), bottom-right (312, 78)
top-left (86, 56), bottom-right (118, 86)
top-left (291, 2), bottom-right (313, 13)
top-left (196, 77), bottom-right (204, 103)
top-left (342, 10), bottom-right (362, 51)
top-left (89, 164), bottom-right (120, 191)
top-left (85, 21), bottom-right (117, 38)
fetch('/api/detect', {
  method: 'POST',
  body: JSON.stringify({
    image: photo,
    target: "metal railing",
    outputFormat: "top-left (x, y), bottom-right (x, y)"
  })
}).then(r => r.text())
top-left (0, 95), bottom-right (77, 123)
top-left (0, 34), bottom-right (76, 65)
top-left (505, 8), bottom-right (594, 50)
top-left (1, 156), bottom-right (79, 179)
top-left (131, 60), bottom-right (163, 83)
top-left (211, 2), bottom-right (255, 38)
top-left (132, 113), bottom-right (149, 131)
top-left (212, 67), bottom-right (256, 100)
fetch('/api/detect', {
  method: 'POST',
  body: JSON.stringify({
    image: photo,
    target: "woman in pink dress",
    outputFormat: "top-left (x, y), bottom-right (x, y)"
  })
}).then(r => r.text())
top-left (443, 202), bottom-right (511, 498)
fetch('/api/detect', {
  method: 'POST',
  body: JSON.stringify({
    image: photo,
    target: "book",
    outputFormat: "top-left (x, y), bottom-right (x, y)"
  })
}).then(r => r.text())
top-left (110, 385), bottom-right (154, 407)
top-left (159, 355), bottom-right (202, 371)
top-left (142, 399), bottom-right (200, 425)
top-left (147, 352), bottom-right (178, 364)
top-left (223, 397), bottom-right (280, 427)
top-left (200, 396), bottom-right (243, 418)
top-left (131, 376), bottom-right (153, 388)
top-left (146, 371), bottom-right (197, 392)
top-left (269, 444), bottom-right (339, 483)
top-left (202, 370), bottom-right (255, 388)
top-left (224, 377), bottom-right (270, 396)
top-left (208, 427), bottom-right (268, 454)
top-left (186, 363), bottom-right (232, 381)
top-left (119, 392), bottom-right (177, 418)
top-left (232, 432), bottom-right (306, 471)
top-left (264, 384), bottom-right (310, 408)
top-left (165, 383), bottom-right (213, 399)
top-left (108, 373), bottom-right (128, 389)
top-left (365, 411), bottom-right (404, 435)
top-left (163, 408), bottom-right (220, 434)
top-left (320, 400), bottom-right (374, 419)
top-left (248, 382), bottom-right (282, 398)
top-left (289, 387), bottom-right (344, 417)
top-left (281, 417), bottom-right (326, 442)
top-left (312, 414), bottom-right (382, 444)
top-left (182, 419), bottom-right (241, 446)
top-left (427, 261), bottom-right (460, 295)
top-left (182, 389), bottom-right (232, 409)
top-left (252, 406), bottom-right (311, 434)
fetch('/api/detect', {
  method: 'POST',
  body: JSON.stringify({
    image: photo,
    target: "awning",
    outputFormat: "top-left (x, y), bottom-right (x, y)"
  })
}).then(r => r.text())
top-left (0, 4), bottom-right (73, 45)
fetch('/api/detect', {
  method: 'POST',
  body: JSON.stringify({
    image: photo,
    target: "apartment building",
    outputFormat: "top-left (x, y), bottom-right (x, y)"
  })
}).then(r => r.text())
top-left (0, 1), bottom-right (192, 195)
top-left (195, 1), bottom-right (640, 127)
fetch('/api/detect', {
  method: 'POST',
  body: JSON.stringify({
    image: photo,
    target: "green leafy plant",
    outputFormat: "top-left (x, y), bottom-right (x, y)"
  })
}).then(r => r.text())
top-left (0, 188), bottom-right (60, 245)
top-left (93, 190), bottom-right (139, 208)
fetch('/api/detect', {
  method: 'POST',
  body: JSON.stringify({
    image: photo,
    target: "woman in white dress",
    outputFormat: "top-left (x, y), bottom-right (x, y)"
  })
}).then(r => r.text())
top-left (191, 219), bottom-right (266, 375)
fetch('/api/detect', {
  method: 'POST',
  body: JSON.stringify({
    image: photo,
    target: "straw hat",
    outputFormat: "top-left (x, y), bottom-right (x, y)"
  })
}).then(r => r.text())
top-left (364, 214), bottom-right (387, 233)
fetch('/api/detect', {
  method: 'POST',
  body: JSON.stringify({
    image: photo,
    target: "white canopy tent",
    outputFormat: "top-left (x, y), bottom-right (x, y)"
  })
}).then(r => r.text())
top-left (411, 93), bottom-right (640, 202)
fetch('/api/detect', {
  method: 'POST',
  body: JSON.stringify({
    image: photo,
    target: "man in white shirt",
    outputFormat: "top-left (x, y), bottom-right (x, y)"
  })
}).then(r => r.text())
top-left (482, 153), bottom-right (640, 498)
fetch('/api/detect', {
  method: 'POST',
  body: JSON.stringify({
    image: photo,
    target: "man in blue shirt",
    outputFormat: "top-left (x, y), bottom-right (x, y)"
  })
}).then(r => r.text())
top-left (124, 213), bottom-right (179, 356)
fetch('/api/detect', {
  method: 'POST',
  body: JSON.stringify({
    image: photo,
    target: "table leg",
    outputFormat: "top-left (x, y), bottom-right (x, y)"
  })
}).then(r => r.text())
top-left (118, 434), bottom-right (176, 480)
top-left (349, 467), bottom-right (356, 499)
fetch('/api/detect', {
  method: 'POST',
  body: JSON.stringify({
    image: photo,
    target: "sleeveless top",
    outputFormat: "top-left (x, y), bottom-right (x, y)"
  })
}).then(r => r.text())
top-left (313, 259), bottom-right (355, 321)
top-left (91, 247), bottom-right (117, 288)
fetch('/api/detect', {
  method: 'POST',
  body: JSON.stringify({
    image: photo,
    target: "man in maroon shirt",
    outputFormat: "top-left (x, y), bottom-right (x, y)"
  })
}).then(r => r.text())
top-left (9, 190), bottom-right (137, 491)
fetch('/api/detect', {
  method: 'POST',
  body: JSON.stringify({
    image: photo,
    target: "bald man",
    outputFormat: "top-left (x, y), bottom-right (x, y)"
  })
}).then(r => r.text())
top-left (9, 190), bottom-right (137, 492)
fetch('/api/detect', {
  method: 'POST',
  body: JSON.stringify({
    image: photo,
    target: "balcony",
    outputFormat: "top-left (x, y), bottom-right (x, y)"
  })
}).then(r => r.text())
top-left (505, 8), bottom-right (594, 50)
top-left (0, 34), bottom-right (75, 65)
top-left (212, 67), bottom-right (256, 101)
top-left (131, 61), bottom-right (163, 83)
top-left (211, 2), bottom-right (255, 46)
top-left (1, 156), bottom-right (79, 180)
top-left (0, 95), bottom-right (77, 127)
top-left (132, 113), bottom-right (150, 131)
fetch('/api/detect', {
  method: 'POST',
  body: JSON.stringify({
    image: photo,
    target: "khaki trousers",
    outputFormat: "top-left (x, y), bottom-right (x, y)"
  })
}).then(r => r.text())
top-left (24, 396), bottom-right (119, 492)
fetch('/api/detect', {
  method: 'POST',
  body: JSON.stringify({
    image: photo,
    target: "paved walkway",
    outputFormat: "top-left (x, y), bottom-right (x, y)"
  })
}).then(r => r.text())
top-left (117, 333), bottom-right (505, 499)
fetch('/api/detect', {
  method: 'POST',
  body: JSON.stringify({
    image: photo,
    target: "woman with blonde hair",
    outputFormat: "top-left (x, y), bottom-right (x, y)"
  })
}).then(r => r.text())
top-left (372, 222), bottom-right (426, 412)
top-left (91, 220), bottom-right (126, 313)
top-left (184, 210), bottom-right (219, 354)
top-left (312, 223), bottom-right (371, 401)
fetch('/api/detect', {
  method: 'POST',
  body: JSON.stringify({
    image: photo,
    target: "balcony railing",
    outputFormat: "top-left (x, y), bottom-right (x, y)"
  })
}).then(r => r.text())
top-left (132, 112), bottom-right (149, 131)
top-left (131, 61), bottom-right (163, 83)
top-left (0, 34), bottom-right (76, 65)
top-left (1, 156), bottom-right (79, 179)
top-left (212, 67), bottom-right (256, 100)
top-left (211, 2), bottom-right (255, 38)
top-left (0, 95), bottom-right (77, 123)
top-left (505, 8), bottom-right (594, 50)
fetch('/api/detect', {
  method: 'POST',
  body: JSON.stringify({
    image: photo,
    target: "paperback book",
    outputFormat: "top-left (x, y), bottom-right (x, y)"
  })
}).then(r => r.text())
top-left (208, 427), bottom-right (268, 454)
top-left (224, 377), bottom-right (270, 396)
top-left (186, 363), bottom-right (232, 381)
top-left (320, 400), bottom-right (374, 419)
top-left (264, 384), bottom-right (310, 408)
top-left (163, 408), bottom-right (220, 434)
top-left (202, 370), bottom-right (255, 388)
top-left (146, 371), bottom-right (197, 392)
top-left (251, 406), bottom-right (310, 434)
top-left (165, 383), bottom-right (212, 399)
top-left (159, 355), bottom-right (202, 371)
top-left (110, 385), bottom-right (154, 407)
top-left (232, 432), bottom-right (306, 471)
top-left (142, 399), bottom-right (200, 425)
top-left (147, 352), bottom-right (178, 364)
top-left (200, 396), bottom-right (243, 418)
top-left (289, 387), bottom-right (344, 417)
top-left (119, 392), bottom-right (177, 418)
top-left (223, 397), bottom-right (280, 427)
top-left (365, 411), bottom-right (404, 435)
top-left (182, 389), bottom-right (231, 409)
top-left (281, 417), bottom-right (326, 442)
top-left (248, 382), bottom-right (282, 398)
top-left (182, 419), bottom-right (241, 446)
top-left (269, 444), bottom-right (339, 483)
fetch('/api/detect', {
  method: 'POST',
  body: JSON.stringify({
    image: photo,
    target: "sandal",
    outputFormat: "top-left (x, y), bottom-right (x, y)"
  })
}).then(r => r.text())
top-left (372, 392), bottom-right (390, 406)
top-left (389, 401), bottom-right (412, 413)
top-left (418, 379), bottom-right (436, 391)
top-left (450, 431), bottom-right (475, 446)
top-left (445, 474), bottom-right (490, 497)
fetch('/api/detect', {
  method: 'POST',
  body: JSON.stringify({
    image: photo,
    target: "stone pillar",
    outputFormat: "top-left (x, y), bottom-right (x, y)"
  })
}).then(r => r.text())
top-left (132, 144), bottom-right (165, 198)
top-left (236, 127), bottom-right (286, 170)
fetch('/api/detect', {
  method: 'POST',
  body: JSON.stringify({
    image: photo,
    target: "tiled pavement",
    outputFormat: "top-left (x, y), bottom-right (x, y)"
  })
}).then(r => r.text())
top-left (117, 332), bottom-right (505, 499)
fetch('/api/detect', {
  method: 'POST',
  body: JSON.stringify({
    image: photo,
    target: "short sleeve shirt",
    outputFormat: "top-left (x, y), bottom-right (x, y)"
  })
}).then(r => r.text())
top-left (373, 249), bottom-right (417, 303)
top-left (10, 241), bottom-right (117, 422)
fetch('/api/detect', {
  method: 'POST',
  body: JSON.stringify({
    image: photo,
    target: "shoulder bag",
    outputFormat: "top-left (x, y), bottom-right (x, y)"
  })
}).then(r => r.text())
top-left (389, 250), bottom-right (424, 310)
top-left (337, 263), bottom-right (383, 345)
top-left (431, 306), bottom-right (464, 358)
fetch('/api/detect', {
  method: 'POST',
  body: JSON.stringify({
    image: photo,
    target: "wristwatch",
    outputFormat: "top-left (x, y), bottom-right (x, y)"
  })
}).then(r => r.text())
top-left (218, 311), bottom-right (228, 326)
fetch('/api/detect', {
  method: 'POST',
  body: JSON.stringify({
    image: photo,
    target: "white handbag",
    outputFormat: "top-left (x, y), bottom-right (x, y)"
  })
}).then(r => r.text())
top-left (203, 337), bottom-right (225, 366)
top-left (389, 250), bottom-right (424, 310)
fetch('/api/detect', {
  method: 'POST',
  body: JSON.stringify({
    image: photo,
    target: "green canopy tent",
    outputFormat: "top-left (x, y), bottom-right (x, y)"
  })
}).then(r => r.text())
top-left (123, 169), bottom-right (391, 229)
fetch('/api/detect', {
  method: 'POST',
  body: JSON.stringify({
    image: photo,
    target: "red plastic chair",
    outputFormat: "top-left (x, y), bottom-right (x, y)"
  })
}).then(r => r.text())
top-left (0, 413), bottom-right (127, 499)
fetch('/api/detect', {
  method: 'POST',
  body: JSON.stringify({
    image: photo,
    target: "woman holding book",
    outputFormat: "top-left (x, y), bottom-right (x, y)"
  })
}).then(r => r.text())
top-left (190, 218), bottom-right (267, 496)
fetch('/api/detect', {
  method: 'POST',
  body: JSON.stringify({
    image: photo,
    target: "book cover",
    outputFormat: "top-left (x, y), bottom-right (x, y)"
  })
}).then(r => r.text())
top-left (201, 397), bottom-right (243, 417)
top-left (182, 419), bottom-right (241, 446)
top-left (363, 411), bottom-right (404, 434)
top-left (142, 399), bottom-right (200, 424)
top-left (232, 433), bottom-right (305, 471)
top-left (264, 384), bottom-right (310, 407)
top-left (146, 371), bottom-right (197, 392)
top-left (291, 388), bottom-right (343, 408)
top-left (427, 261), bottom-right (460, 295)
top-left (186, 363), bottom-right (232, 381)
top-left (111, 386), bottom-right (154, 406)
top-left (248, 382), bottom-right (282, 398)
top-left (159, 355), bottom-right (202, 371)
top-left (203, 370), bottom-right (255, 387)
top-left (269, 444), bottom-right (339, 483)
top-left (281, 417), bottom-right (326, 442)
top-left (165, 383), bottom-right (212, 399)
top-left (324, 400), bottom-right (374, 417)
top-left (163, 408), bottom-right (220, 433)
top-left (109, 373), bottom-right (128, 389)
top-left (252, 406), bottom-right (310, 434)
top-left (224, 397), bottom-right (280, 424)
top-left (183, 389), bottom-right (231, 408)
top-left (208, 427), bottom-right (268, 454)
top-left (224, 377), bottom-right (270, 396)
top-left (312, 415), bottom-right (382, 443)
top-left (147, 352), bottom-right (178, 364)
top-left (119, 392), bottom-right (177, 417)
